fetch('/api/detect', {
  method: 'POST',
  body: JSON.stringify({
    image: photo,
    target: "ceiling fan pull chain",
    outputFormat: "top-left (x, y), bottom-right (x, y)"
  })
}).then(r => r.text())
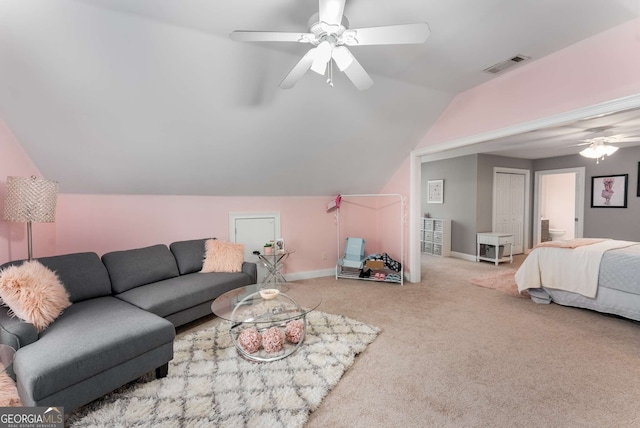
top-left (327, 60), bottom-right (334, 87)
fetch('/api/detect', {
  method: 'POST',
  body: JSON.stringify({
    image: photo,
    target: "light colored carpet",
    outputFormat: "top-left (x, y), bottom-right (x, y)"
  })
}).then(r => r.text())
top-left (67, 311), bottom-right (378, 427)
top-left (469, 269), bottom-right (527, 297)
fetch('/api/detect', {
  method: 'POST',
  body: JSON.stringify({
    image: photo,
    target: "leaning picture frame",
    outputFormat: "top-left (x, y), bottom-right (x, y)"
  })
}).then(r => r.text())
top-left (427, 179), bottom-right (444, 204)
top-left (591, 174), bottom-right (628, 208)
top-left (275, 238), bottom-right (285, 253)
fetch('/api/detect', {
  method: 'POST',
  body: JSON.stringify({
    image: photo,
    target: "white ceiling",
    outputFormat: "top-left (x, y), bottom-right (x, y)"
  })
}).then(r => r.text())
top-left (1, 0), bottom-right (639, 195)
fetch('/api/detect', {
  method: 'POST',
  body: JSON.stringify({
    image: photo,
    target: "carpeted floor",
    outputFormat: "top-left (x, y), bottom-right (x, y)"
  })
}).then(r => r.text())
top-left (63, 253), bottom-right (640, 426)
top-left (301, 255), bottom-right (640, 427)
top-left (67, 311), bottom-right (379, 427)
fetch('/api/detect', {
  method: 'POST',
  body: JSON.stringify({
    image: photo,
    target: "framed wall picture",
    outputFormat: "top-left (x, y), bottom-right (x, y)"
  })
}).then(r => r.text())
top-left (427, 179), bottom-right (444, 204)
top-left (275, 238), bottom-right (285, 253)
top-left (591, 174), bottom-right (628, 208)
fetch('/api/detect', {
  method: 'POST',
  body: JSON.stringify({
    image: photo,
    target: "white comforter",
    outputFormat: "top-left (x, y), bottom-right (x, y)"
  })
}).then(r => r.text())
top-left (515, 240), bottom-right (638, 298)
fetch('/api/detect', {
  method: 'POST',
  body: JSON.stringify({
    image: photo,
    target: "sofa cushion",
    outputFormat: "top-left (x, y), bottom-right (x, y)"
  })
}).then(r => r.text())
top-left (0, 260), bottom-right (71, 331)
top-left (0, 253), bottom-right (112, 303)
top-left (13, 297), bottom-right (175, 402)
top-left (102, 245), bottom-right (180, 294)
top-left (170, 238), bottom-right (211, 275)
top-left (115, 271), bottom-right (253, 318)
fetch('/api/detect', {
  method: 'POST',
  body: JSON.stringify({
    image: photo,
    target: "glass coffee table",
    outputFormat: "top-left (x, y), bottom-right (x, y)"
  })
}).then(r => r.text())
top-left (211, 283), bottom-right (322, 362)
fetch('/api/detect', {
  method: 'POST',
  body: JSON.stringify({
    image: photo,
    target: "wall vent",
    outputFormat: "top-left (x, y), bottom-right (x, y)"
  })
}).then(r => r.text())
top-left (483, 54), bottom-right (531, 74)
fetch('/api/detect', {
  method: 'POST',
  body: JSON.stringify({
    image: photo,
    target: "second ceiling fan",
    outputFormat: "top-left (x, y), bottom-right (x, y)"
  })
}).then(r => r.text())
top-left (230, 0), bottom-right (430, 90)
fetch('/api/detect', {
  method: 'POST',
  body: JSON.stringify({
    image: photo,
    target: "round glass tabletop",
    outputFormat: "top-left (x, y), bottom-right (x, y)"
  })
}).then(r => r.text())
top-left (211, 282), bottom-right (322, 325)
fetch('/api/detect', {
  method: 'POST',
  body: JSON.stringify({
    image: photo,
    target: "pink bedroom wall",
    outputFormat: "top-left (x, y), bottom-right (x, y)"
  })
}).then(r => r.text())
top-left (56, 194), bottom-right (340, 274)
top-left (0, 119), bottom-right (57, 263)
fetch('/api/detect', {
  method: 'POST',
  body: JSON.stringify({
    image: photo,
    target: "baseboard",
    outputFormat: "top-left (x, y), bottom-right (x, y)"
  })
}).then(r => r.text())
top-left (450, 251), bottom-right (477, 262)
top-left (284, 268), bottom-right (336, 282)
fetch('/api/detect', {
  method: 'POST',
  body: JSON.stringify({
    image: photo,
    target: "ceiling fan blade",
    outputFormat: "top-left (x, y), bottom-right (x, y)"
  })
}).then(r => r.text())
top-left (230, 31), bottom-right (314, 43)
top-left (342, 55), bottom-right (374, 90)
top-left (310, 41), bottom-right (333, 75)
top-left (319, 0), bottom-right (345, 26)
top-left (279, 48), bottom-right (318, 89)
top-left (343, 23), bottom-right (430, 46)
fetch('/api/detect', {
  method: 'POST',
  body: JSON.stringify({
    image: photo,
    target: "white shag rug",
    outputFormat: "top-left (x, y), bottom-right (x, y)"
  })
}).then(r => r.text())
top-left (67, 311), bottom-right (379, 427)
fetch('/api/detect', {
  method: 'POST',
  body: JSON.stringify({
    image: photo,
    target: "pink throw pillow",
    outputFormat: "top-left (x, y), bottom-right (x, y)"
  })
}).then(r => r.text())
top-left (0, 260), bottom-right (71, 331)
top-left (0, 364), bottom-right (21, 407)
top-left (201, 240), bottom-right (245, 273)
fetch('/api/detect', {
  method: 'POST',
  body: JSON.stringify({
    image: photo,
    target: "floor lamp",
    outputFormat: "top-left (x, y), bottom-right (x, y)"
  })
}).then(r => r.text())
top-left (3, 176), bottom-right (59, 261)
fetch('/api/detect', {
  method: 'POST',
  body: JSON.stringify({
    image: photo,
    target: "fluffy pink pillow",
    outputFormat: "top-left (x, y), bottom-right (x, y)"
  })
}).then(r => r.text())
top-left (0, 364), bottom-right (21, 407)
top-left (201, 239), bottom-right (245, 273)
top-left (0, 260), bottom-right (71, 331)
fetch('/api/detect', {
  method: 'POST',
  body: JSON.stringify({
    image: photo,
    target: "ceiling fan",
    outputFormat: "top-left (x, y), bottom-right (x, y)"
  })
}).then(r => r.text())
top-left (229, 0), bottom-right (430, 90)
top-left (569, 127), bottom-right (640, 163)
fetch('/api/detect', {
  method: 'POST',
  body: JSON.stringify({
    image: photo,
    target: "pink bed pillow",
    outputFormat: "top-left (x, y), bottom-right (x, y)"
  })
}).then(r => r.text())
top-left (201, 239), bottom-right (245, 273)
top-left (0, 260), bottom-right (71, 331)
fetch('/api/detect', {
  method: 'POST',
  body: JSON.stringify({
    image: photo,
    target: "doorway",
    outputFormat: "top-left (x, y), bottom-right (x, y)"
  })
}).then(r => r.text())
top-left (533, 167), bottom-right (585, 245)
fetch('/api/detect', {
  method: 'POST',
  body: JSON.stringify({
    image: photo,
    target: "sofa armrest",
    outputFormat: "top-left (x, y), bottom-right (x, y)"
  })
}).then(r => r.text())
top-left (242, 262), bottom-right (257, 284)
top-left (0, 308), bottom-right (38, 350)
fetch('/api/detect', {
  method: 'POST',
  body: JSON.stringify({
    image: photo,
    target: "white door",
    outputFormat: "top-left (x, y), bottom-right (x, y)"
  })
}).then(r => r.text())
top-left (494, 172), bottom-right (525, 254)
top-left (231, 215), bottom-right (279, 282)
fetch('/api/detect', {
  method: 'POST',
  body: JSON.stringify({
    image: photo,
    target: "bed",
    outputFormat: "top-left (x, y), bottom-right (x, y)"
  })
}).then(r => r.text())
top-left (515, 239), bottom-right (640, 321)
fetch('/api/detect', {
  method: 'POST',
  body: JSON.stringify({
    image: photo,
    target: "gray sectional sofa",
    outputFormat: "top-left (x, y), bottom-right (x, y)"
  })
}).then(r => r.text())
top-left (0, 238), bottom-right (257, 413)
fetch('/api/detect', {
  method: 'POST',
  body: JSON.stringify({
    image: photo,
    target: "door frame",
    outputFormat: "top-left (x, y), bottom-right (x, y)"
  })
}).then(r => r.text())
top-left (492, 167), bottom-right (530, 253)
top-left (533, 167), bottom-right (585, 245)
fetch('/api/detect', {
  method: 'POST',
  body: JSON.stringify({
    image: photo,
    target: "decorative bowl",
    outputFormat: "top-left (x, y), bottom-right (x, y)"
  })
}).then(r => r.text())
top-left (259, 288), bottom-right (280, 300)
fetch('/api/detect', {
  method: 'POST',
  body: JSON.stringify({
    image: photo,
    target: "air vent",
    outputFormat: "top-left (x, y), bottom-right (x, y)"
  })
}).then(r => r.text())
top-left (483, 54), bottom-right (531, 74)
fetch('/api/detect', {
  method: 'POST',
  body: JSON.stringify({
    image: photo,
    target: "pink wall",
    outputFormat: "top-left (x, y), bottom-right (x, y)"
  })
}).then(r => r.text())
top-left (56, 194), bottom-right (339, 274)
top-left (0, 120), bottom-right (57, 263)
top-left (336, 195), bottom-right (402, 262)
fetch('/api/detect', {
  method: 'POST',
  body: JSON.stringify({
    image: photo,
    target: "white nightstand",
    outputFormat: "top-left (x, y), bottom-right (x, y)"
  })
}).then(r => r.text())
top-left (476, 232), bottom-right (514, 266)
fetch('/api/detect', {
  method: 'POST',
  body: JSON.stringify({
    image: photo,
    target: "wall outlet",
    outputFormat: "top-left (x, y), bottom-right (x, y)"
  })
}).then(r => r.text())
top-left (321, 251), bottom-right (327, 260)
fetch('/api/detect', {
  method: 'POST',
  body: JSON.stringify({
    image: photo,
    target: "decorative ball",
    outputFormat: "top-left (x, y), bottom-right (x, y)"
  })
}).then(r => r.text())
top-left (285, 319), bottom-right (305, 344)
top-left (237, 328), bottom-right (262, 354)
top-left (262, 326), bottom-right (284, 353)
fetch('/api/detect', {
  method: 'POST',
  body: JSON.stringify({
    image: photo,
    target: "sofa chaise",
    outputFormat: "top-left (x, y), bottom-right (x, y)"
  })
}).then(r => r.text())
top-left (0, 238), bottom-right (257, 412)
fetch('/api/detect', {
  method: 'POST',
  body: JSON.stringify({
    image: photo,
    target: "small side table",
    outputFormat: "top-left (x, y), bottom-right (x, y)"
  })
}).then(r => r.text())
top-left (255, 249), bottom-right (295, 283)
top-left (476, 232), bottom-right (513, 266)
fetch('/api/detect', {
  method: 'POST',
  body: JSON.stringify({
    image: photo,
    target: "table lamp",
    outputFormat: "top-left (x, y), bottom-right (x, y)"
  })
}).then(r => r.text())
top-left (3, 176), bottom-right (59, 260)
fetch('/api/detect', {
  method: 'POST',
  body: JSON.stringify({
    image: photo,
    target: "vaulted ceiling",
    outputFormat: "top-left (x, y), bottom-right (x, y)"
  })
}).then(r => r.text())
top-left (1, 0), bottom-right (639, 196)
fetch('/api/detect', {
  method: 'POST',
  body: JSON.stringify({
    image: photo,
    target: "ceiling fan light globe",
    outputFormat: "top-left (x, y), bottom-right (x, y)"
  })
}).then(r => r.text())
top-left (332, 46), bottom-right (354, 71)
top-left (579, 147), bottom-right (600, 158)
top-left (310, 41), bottom-right (333, 74)
top-left (603, 145), bottom-right (619, 156)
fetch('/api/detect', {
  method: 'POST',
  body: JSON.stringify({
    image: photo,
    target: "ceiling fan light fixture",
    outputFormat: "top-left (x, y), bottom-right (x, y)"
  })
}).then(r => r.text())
top-left (579, 142), bottom-right (619, 163)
